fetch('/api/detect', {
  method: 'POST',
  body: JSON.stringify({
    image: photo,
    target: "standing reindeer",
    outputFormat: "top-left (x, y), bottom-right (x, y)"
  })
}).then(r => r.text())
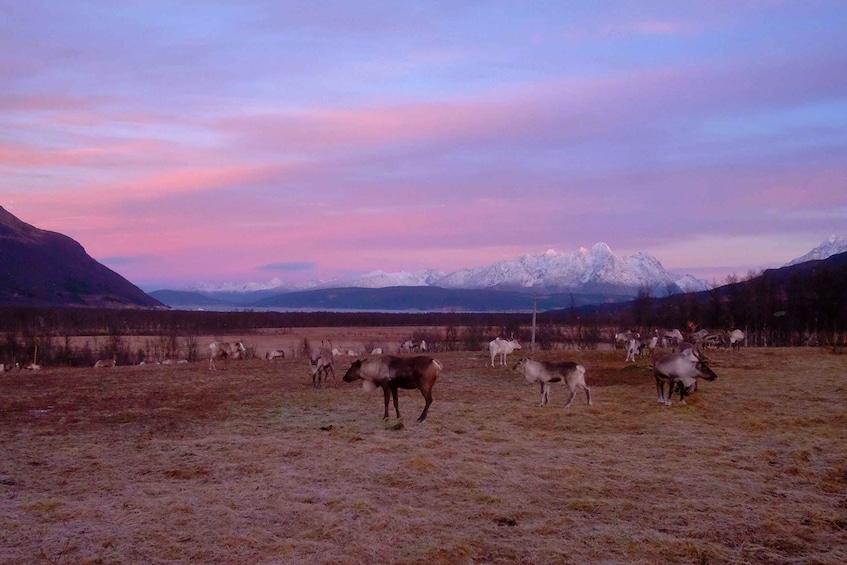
top-left (308, 340), bottom-right (335, 387)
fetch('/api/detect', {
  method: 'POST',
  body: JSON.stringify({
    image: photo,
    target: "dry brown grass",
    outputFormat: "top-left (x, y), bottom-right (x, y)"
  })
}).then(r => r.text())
top-left (2, 341), bottom-right (846, 564)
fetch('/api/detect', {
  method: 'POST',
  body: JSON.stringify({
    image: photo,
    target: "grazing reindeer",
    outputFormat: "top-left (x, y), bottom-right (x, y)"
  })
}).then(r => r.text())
top-left (209, 341), bottom-right (246, 371)
top-left (653, 346), bottom-right (718, 406)
top-left (401, 339), bottom-right (428, 353)
top-left (343, 355), bottom-right (442, 422)
top-left (728, 329), bottom-right (745, 351)
top-left (266, 349), bottom-right (285, 360)
top-left (614, 330), bottom-right (640, 348)
top-left (655, 328), bottom-right (684, 348)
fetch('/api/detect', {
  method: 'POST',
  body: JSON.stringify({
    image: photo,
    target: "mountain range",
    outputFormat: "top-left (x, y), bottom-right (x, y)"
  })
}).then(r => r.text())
top-left (784, 235), bottom-right (847, 266)
top-left (154, 237), bottom-right (847, 311)
top-left (172, 243), bottom-right (711, 308)
top-left (0, 203), bottom-right (844, 312)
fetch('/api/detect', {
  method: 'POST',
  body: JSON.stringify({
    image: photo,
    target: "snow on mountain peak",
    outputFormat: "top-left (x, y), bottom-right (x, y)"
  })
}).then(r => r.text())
top-left (184, 243), bottom-right (711, 296)
top-left (435, 243), bottom-right (708, 294)
top-left (308, 269), bottom-right (445, 290)
top-left (785, 235), bottom-right (847, 266)
top-left (591, 242), bottom-right (613, 255)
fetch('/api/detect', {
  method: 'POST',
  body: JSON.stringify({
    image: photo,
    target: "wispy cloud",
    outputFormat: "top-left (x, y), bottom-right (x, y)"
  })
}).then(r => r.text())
top-left (2, 1), bottom-right (845, 288)
top-left (259, 261), bottom-right (316, 272)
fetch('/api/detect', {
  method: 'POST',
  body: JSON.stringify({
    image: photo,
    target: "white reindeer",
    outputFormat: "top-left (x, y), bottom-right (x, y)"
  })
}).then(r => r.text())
top-left (489, 337), bottom-right (522, 367)
top-left (266, 349), bottom-right (285, 360)
top-left (728, 329), bottom-right (745, 351)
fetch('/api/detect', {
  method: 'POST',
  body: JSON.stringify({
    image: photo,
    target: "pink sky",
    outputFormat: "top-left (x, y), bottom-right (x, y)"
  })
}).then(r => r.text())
top-left (1, 1), bottom-right (845, 290)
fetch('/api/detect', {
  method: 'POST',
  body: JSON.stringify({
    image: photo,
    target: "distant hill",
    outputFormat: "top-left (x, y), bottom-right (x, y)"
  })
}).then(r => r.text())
top-left (152, 285), bottom-right (634, 312)
top-left (147, 289), bottom-right (231, 308)
top-left (0, 207), bottom-right (164, 308)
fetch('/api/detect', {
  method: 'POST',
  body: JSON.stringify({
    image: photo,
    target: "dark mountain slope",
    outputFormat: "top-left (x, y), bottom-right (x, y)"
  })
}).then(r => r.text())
top-left (568, 251), bottom-right (847, 326)
top-left (0, 207), bottom-right (164, 308)
top-left (245, 285), bottom-right (630, 312)
top-left (148, 289), bottom-right (232, 308)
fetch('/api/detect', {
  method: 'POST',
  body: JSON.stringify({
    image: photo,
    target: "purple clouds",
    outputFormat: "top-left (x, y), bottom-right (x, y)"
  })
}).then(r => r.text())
top-left (1, 1), bottom-right (845, 289)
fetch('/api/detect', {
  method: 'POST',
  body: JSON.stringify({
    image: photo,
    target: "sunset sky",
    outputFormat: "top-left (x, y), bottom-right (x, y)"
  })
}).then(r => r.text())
top-left (2, 1), bottom-right (845, 291)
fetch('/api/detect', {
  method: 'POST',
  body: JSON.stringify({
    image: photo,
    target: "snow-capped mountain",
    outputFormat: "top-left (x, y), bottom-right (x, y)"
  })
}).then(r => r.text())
top-left (435, 243), bottom-right (708, 295)
top-left (183, 243), bottom-right (707, 297)
top-left (190, 270), bottom-right (446, 294)
top-left (188, 278), bottom-right (315, 293)
top-left (785, 235), bottom-right (847, 267)
top-left (306, 269), bottom-right (446, 290)
top-left (673, 274), bottom-right (710, 294)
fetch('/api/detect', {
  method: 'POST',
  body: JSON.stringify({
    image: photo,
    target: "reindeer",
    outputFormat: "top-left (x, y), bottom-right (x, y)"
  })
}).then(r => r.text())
top-left (653, 345), bottom-right (718, 406)
top-left (489, 336), bottom-right (522, 367)
top-left (309, 340), bottom-right (335, 387)
top-left (343, 355), bottom-right (442, 422)
top-left (209, 341), bottom-right (246, 371)
top-left (512, 358), bottom-right (592, 408)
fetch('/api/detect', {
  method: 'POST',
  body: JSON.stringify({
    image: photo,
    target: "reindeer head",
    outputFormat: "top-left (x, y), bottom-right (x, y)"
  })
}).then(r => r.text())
top-left (342, 359), bottom-right (363, 382)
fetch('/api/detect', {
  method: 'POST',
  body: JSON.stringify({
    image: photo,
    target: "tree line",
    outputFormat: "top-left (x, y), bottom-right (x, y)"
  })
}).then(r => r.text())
top-left (617, 265), bottom-right (847, 347)
top-left (1, 258), bottom-right (844, 366)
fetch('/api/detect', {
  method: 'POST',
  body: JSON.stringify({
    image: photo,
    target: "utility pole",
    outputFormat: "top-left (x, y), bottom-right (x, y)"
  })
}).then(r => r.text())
top-left (531, 293), bottom-right (537, 354)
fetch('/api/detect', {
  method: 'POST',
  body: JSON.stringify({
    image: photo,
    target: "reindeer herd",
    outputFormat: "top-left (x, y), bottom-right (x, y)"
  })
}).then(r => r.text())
top-left (219, 328), bottom-right (724, 421)
top-left (7, 326), bottom-right (735, 423)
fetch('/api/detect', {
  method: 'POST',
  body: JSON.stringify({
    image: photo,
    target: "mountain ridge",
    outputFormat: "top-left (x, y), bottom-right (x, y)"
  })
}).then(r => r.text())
top-left (785, 235), bottom-right (847, 267)
top-left (180, 242), bottom-right (709, 297)
top-left (0, 207), bottom-right (164, 309)
top-left (154, 236), bottom-right (846, 311)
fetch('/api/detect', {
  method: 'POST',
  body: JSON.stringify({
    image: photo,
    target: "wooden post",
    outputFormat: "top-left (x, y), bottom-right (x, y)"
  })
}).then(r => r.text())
top-left (531, 294), bottom-right (537, 354)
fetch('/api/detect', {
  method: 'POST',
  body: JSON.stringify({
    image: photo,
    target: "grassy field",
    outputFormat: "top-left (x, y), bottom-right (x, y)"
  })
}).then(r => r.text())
top-left (1, 343), bottom-right (846, 564)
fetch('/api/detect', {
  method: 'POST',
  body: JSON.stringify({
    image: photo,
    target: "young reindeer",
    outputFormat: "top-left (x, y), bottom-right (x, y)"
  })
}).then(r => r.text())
top-left (512, 358), bottom-right (592, 408)
top-left (309, 340), bottom-right (336, 388)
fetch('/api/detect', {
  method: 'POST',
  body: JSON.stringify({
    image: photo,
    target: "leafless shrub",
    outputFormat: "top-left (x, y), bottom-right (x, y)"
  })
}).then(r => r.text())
top-left (461, 324), bottom-right (489, 351)
top-left (183, 335), bottom-right (200, 363)
top-left (242, 342), bottom-right (259, 360)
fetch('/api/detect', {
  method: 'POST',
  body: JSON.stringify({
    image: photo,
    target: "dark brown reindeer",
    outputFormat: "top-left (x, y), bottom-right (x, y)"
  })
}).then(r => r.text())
top-left (342, 355), bottom-right (442, 422)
